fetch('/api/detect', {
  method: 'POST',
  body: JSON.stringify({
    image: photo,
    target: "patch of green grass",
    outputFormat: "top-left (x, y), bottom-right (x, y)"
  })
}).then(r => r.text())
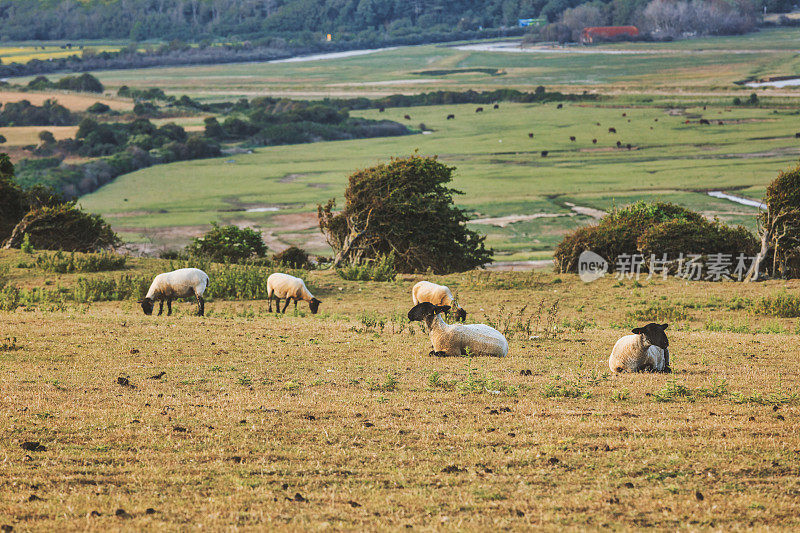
top-left (751, 292), bottom-right (800, 318)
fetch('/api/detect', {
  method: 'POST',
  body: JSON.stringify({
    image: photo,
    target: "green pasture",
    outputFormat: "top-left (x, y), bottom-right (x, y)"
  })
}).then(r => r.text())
top-left (80, 99), bottom-right (796, 260)
top-left (54, 28), bottom-right (800, 100)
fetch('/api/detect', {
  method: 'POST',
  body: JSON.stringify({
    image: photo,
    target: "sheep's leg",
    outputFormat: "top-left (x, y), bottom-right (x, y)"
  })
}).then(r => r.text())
top-left (662, 350), bottom-right (671, 373)
top-left (281, 298), bottom-right (291, 314)
top-left (157, 300), bottom-right (164, 316)
top-left (294, 299), bottom-right (298, 313)
top-left (268, 295), bottom-right (273, 313)
top-left (197, 295), bottom-right (205, 316)
top-left (166, 299), bottom-right (172, 316)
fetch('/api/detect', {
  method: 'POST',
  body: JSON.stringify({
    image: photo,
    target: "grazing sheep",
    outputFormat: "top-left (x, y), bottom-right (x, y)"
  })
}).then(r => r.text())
top-left (411, 281), bottom-right (466, 322)
top-left (528, 132), bottom-right (534, 138)
top-left (557, 103), bottom-right (563, 109)
top-left (447, 114), bottom-right (455, 120)
top-left (609, 323), bottom-right (671, 373)
top-left (608, 127), bottom-right (616, 133)
top-left (139, 268), bottom-right (209, 317)
top-left (404, 114), bottom-right (411, 120)
top-left (592, 138), bottom-right (597, 144)
top-left (493, 104), bottom-right (499, 109)
top-left (267, 273), bottom-right (321, 314)
top-left (408, 302), bottom-right (507, 357)
top-left (570, 136), bottom-right (576, 141)
top-left (476, 107), bottom-right (484, 113)
top-left (541, 150), bottom-right (548, 157)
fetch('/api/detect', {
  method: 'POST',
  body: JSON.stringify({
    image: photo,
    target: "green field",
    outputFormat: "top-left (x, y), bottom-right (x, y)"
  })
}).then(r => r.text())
top-left (81, 99), bottom-right (794, 260)
top-left (52, 28), bottom-right (800, 101)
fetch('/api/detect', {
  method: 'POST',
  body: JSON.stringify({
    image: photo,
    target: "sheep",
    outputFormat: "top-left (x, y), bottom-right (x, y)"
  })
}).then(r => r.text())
top-left (408, 302), bottom-right (507, 357)
top-left (138, 268), bottom-right (209, 317)
top-left (411, 281), bottom-right (466, 322)
top-left (447, 114), bottom-right (455, 120)
top-left (609, 323), bottom-right (671, 373)
top-left (266, 272), bottom-right (321, 314)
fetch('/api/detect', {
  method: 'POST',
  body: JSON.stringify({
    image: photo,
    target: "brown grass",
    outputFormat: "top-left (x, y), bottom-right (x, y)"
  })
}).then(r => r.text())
top-left (0, 90), bottom-right (133, 112)
top-left (0, 125), bottom-right (78, 146)
top-left (0, 250), bottom-right (798, 530)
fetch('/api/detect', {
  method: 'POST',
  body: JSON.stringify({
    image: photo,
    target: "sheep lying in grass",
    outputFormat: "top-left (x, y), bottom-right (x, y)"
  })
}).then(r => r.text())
top-left (139, 268), bottom-right (209, 316)
top-left (412, 281), bottom-right (467, 322)
top-left (609, 323), bottom-right (671, 373)
top-left (408, 302), bottom-right (507, 357)
top-left (267, 272), bottom-right (321, 314)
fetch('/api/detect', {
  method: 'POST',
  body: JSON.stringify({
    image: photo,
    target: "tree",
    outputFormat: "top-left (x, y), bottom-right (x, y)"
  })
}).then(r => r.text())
top-left (186, 223), bottom-right (267, 263)
top-left (560, 4), bottom-right (607, 41)
top-left (38, 130), bottom-right (56, 144)
top-left (317, 154), bottom-right (493, 273)
top-left (746, 165), bottom-right (800, 280)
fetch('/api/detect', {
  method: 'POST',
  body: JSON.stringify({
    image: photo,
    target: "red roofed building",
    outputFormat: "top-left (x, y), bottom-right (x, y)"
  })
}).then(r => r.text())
top-left (580, 26), bottom-right (639, 44)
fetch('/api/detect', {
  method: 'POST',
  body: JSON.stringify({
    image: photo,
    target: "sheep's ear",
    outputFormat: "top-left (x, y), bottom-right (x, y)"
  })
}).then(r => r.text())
top-left (632, 327), bottom-right (644, 334)
top-left (661, 324), bottom-right (669, 330)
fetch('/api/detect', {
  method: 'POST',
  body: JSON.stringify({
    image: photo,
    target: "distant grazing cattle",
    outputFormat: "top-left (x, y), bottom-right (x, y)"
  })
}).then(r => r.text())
top-left (717, 121), bottom-right (724, 125)
top-left (541, 150), bottom-right (548, 157)
top-left (627, 144), bottom-right (632, 150)
top-left (404, 115), bottom-right (411, 120)
top-left (528, 133), bottom-right (534, 138)
top-left (557, 103), bottom-right (563, 109)
top-left (570, 136), bottom-right (576, 142)
top-left (592, 138), bottom-right (597, 144)
top-left (627, 119), bottom-right (631, 122)
top-left (795, 132), bottom-right (800, 138)
top-left (654, 118), bottom-right (658, 122)
top-left (703, 106), bottom-right (707, 110)
top-left (685, 120), bottom-right (690, 124)
top-left (447, 114), bottom-right (455, 120)
top-left (475, 107), bottom-right (484, 113)
top-left (608, 127), bottom-right (617, 133)
top-left (699, 119), bottom-right (710, 125)
top-left (493, 104), bottom-right (499, 109)
top-left (379, 107), bottom-right (385, 112)
top-left (616, 141), bottom-right (622, 147)
top-left (596, 122), bottom-right (601, 126)
top-left (622, 113), bottom-right (627, 117)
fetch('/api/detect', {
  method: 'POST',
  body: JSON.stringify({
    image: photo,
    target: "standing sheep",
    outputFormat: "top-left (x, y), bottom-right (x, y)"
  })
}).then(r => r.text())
top-left (609, 323), bottom-right (671, 373)
top-left (411, 281), bottom-right (467, 322)
top-left (138, 268), bottom-right (209, 316)
top-left (267, 272), bottom-right (321, 314)
top-left (408, 302), bottom-right (507, 357)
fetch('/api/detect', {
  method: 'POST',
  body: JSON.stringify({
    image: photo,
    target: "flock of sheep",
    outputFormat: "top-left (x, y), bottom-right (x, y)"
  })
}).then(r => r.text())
top-left (138, 268), bottom-right (671, 374)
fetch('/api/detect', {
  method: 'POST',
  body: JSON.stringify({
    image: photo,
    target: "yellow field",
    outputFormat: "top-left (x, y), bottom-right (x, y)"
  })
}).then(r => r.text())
top-left (0, 125), bottom-right (78, 146)
top-left (0, 250), bottom-right (798, 529)
top-left (0, 90), bottom-right (133, 112)
top-left (0, 45), bottom-right (120, 65)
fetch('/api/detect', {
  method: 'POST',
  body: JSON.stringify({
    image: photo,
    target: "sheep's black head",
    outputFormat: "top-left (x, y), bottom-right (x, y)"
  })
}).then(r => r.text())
top-left (309, 298), bottom-right (322, 314)
top-left (408, 302), bottom-right (450, 322)
top-left (138, 297), bottom-right (154, 316)
top-left (632, 323), bottom-right (668, 349)
top-left (454, 307), bottom-right (467, 322)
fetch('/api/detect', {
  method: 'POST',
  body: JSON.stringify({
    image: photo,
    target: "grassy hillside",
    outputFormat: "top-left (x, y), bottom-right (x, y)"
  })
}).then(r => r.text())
top-left (1, 249), bottom-right (798, 529)
top-left (80, 99), bottom-right (794, 260)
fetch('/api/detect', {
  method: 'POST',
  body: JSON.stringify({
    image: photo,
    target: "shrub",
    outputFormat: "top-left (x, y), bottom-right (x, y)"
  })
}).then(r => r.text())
top-left (336, 253), bottom-right (397, 281)
top-left (273, 246), bottom-right (310, 268)
top-left (186, 223), bottom-right (267, 263)
top-left (5, 202), bottom-right (120, 252)
top-left (34, 250), bottom-right (127, 273)
top-left (87, 102), bottom-right (111, 114)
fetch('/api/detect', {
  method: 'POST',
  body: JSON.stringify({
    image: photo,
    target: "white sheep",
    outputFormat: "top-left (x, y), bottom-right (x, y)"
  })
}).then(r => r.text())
top-left (411, 281), bottom-right (467, 322)
top-left (408, 302), bottom-right (507, 357)
top-left (267, 272), bottom-right (321, 314)
top-left (138, 268), bottom-right (209, 316)
top-left (609, 323), bottom-right (671, 373)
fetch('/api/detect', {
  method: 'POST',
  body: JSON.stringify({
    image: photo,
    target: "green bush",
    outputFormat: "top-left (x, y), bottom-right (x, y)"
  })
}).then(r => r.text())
top-left (272, 246), bottom-right (310, 268)
top-left (34, 250), bottom-right (127, 273)
top-left (186, 223), bottom-right (267, 263)
top-left (637, 218), bottom-right (758, 260)
top-left (751, 292), bottom-right (800, 318)
top-left (336, 254), bottom-right (397, 281)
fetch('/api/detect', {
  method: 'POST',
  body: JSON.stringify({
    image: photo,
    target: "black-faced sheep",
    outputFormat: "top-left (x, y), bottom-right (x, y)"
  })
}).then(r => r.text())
top-left (139, 268), bottom-right (209, 316)
top-left (267, 273), bottom-right (321, 314)
top-left (412, 281), bottom-right (466, 322)
top-left (408, 302), bottom-right (507, 357)
top-left (609, 323), bottom-right (671, 373)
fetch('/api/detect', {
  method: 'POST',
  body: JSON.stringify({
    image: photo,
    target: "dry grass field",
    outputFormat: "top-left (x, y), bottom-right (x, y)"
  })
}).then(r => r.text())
top-left (1, 250), bottom-right (798, 530)
top-left (0, 91), bottom-right (133, 112)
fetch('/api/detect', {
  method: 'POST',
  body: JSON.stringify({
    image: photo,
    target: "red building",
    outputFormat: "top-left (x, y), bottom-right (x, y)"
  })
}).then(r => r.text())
top-left (580, 26), bottom-right (639, 44)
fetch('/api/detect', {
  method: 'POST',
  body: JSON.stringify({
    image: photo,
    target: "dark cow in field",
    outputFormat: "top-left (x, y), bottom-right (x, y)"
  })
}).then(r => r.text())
top-left (493, 104), bottom-right (499, 109)
top-left (699, 119), bottom-right (710, 125)
top-left (379, 107), bottom-right (385, 112)
top-left (795, 132), bottom-right (800, 138)
top-left (717, 121), bottom-right (724, 125)
top-left (627, 144), bottom-right (632, 150)
top-left (475, 107), bottom-right (484, 113)
top-left (622, 113), bottom-right (627, 117)
top-left (447, 114), bottom-right (455, 120)
top-left (570, 136), bottom-right (576, 141)
top-left (616, 141), bottom-right (622, 148)
top-left (528, 133), bottom-right (534, 138)
top-left (541, 150), bottom-right (549, 157)
top-left (592, 138), bottom-right (597, 144)
top-left (608, 127), bottom-right (617, 133)
top-left (557, 103), bottom-right (563, 109)
top-left (654, 118), bottom-right (658, 122)
top-left (404, 115), bottom-right (411, 120)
